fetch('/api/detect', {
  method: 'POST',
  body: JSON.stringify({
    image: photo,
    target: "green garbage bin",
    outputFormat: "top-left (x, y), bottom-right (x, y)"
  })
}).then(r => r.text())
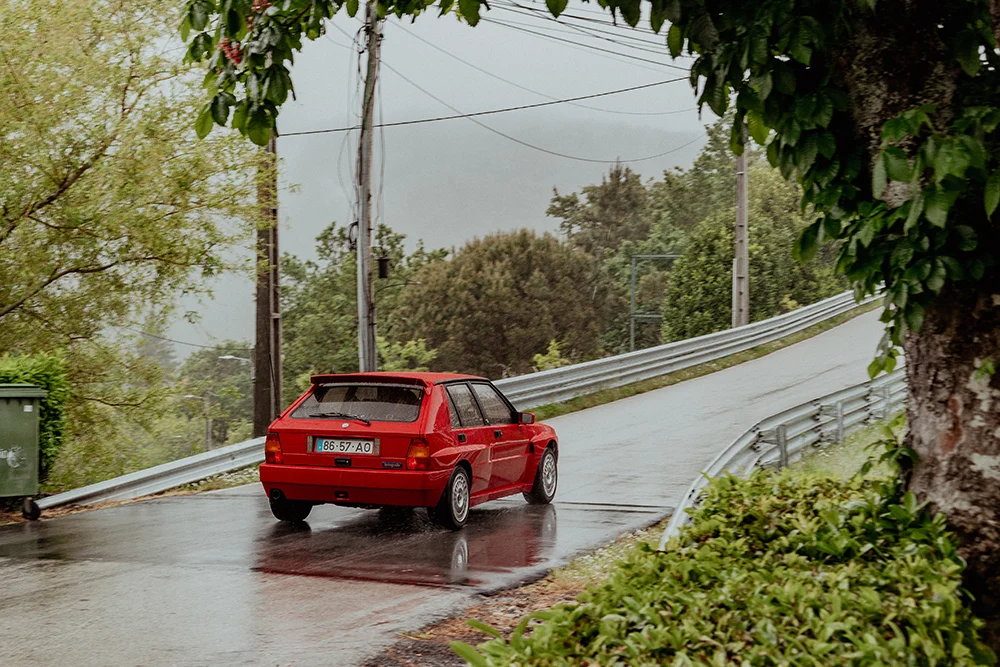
top-left (0, 384), bottom-right (47, 519)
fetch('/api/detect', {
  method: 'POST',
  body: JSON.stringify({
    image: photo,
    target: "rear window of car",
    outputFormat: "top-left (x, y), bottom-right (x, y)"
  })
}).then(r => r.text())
top-left (291, 384), bottom-right (424, 423)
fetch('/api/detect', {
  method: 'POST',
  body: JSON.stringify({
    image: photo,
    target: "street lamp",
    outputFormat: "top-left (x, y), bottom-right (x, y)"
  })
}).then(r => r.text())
top-left (182, 393), bottom-right (219, 452)
top-left (218, 354), bottom-right (252, 364)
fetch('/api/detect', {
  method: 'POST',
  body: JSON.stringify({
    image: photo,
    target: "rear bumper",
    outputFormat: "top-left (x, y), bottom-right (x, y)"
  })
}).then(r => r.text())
top-left (259, 463), bottom-right (451, 507)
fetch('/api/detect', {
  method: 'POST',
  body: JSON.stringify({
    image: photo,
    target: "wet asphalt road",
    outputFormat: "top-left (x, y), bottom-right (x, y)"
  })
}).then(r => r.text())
top-left (0, 311), bottom-right (882, 667)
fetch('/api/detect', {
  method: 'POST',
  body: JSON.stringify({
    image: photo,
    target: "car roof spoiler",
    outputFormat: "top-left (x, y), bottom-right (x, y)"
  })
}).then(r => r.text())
top-left (309, 374), bottom-right (434, 392)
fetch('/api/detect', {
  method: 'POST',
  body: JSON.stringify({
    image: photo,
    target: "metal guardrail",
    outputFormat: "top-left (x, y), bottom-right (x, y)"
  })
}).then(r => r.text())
top-left (36, 437), bottom-right (265, 511)
top-left (35, 290), bottom-right (871, 515)
top-left (495, 290), bottom-right (871, 408)
top-left (657, 368), bottom-right (908, 549)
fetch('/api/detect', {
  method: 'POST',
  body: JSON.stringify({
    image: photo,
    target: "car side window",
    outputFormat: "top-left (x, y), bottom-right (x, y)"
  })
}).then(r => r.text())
top-left (471, 383), bottom-right (516, 425)
top-left (446, 384), bottom-right (486, 428)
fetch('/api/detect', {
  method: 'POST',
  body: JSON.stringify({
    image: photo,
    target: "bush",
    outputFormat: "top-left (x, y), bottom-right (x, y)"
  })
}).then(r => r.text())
top-left (454, 472), bottom-right (996, 666)
top-left (0, 353), bottom-right (69, 482)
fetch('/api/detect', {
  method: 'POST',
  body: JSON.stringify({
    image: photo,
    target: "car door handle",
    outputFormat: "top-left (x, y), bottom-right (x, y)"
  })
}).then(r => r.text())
top-left (457, 433), bottom-right (467, 443)
top-left (494, 430), bottom-right (502, 439)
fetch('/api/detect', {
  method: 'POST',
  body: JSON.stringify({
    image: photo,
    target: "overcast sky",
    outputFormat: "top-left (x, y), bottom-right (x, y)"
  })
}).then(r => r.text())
top-left (167, 0), bottom-right (716, 353)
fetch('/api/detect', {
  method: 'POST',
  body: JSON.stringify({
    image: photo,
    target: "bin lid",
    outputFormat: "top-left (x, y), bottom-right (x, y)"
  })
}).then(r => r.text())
top-left (0, 384), bottom-right (48, 399)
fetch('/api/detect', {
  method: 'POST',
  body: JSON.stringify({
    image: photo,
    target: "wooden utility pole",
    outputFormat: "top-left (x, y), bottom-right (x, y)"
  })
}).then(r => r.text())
top-left (732, 128), bottom-right (750, 328)
top-left (355, 2), bottom-right (381, 372)
top-left (253, 135), bottom-right (282, 436)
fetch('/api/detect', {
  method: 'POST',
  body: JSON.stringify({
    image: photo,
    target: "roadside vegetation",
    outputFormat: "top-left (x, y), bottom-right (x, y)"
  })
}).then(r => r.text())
top-left (3, 6), bottom-right (848, 498)
top-left (452, 435), bottom-right (997, 666)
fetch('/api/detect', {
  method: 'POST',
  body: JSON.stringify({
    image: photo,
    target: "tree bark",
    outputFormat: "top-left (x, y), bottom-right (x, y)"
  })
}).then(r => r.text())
top-left (906, 286), bottom-right (1000, 647)
top-left (833, 1), bottom-right (1000, 649)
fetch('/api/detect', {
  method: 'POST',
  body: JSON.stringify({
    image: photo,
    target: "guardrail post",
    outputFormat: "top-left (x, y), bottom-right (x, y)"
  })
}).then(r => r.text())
top-left (777, 424), bottom-right (788, 468)
top-left (835, 400), bottom-right (845, 444)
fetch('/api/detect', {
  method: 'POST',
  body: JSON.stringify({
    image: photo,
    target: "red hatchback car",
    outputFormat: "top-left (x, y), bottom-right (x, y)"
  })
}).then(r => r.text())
top-left (259, 372), bottom-right (559, 529)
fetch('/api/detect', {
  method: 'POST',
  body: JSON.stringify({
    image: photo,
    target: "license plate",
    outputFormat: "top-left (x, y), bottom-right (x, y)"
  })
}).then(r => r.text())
top-left (314, 438), bottom-right (378, 455)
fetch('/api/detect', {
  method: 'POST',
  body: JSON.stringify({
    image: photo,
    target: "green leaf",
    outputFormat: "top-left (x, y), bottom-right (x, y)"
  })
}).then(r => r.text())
top-left (924, 189), bottom-right (954, 227)
top-left (789, 42), bottom-right (811, 65)
top-left (449, 642), bottom-right (488, 667)
top-left (939, 255), bottom-right (964, 279)
top-left (195, 104), bottom-right (214, 139)
top-left (231, 100), bottom-right (249, 132)
top-left (796, 133), bottom-right (818, 174)
top-left (189, 0), bottom-right (209, 30)
top-left (466, 619), bottom-right (503, 639)
top-left (985, 171), bottom-right (1000, 217)
top-left (346, 0), bottom-right (359, 16)
top-left (955, 225), bottom-right (978, 251)
top-left (872, 154), bottom-right (887, 199)
top-left (667, 24), bottom-right (683, 58)
top-left (817, 131), bottom-right (836, 159)
top-left (884, 147), bottom-right (912, 182)
top-left (890, 241), bottom-right (914, 268)
top-left (867, 357), bottom-right (884, 379)
top-left (688, 13), bottom-right (719, 49)
top-left (746, 111), bottom-right (768, 144)
top-left (458, 0), bottom-right (480, 26)
top-left (210, 94), bottom-right (230, 125)
top-left (955, 34), bottom-right (981, 76)
top-left (926, 259), bottom-right (947, 293)
top-left (750, 31), bottom-right (768, 64)
top-left (509, 615), bottom-right (532, 651)
top-left (904, 194), bottom-right (924, 232)
top-left (753, 73), bottom-right (773, 103)
top-left (793, 222), bottom-right (820, 262)
top-left (545, 0), bottom-right (568, 17)
top-left (905, 302), bottom-right (925, 332)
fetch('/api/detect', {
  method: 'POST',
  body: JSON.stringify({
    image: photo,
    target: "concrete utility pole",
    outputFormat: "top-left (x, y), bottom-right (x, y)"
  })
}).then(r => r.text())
top-left (732, 127), bottom-right (750, 328)
top-left (355, 2), bottom-right (381, 372)
top-left (253, 136), bottom-right (283, 437)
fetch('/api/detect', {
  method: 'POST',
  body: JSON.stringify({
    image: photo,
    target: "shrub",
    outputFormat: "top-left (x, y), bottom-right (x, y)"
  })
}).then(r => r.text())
top-left (0, 353), bottom-right (69, 482)
top-left (453, 472), bottom-right (996, 666)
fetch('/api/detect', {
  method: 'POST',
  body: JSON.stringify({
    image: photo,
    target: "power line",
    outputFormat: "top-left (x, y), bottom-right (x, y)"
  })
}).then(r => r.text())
top-left (378, 57), bottom-right (704, 164)
top-left (122, 327), bottom-right (249, 351)
top-left (493, 1), bottom-right (678, 56)
top-left (394, 21), bottom-right (694, 117)
top-left (281, 76), bottom-right (687, 137)
top-left (480, 17), bottom-right (683, 70)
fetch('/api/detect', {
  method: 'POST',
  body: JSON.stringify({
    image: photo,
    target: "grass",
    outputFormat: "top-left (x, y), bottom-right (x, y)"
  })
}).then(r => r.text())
top-left (532, 301), bottom-right (878, 421)
top-left (791, 410), bottom-right (906, 480)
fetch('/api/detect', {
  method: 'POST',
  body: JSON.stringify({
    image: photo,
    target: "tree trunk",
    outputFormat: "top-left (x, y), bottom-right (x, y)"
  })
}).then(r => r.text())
top-left (906, 284), bottom-right (1000, 647)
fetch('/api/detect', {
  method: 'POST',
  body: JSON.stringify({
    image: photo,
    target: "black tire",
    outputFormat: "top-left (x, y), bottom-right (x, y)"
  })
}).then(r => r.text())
top-left (269, 497), bottom-right (312, 523)
top-left (22, 498), bottom-right (40, 521)
top-left (524, 446), bottom-right (557, 505)
top-left (428, 466), bottom-right (471, 530)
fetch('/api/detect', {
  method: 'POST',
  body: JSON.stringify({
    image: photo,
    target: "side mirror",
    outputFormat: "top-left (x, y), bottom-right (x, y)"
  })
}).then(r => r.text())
top-left (518, 412), bottom-right (535, 425)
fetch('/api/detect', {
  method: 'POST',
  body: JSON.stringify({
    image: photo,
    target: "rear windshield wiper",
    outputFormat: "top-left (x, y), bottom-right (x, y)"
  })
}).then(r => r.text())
top-left (309, 410), bottom-right (372, 426)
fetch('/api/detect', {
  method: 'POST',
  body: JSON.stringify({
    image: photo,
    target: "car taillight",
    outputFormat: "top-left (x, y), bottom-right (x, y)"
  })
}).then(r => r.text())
top-left (406, 438), bottom-right (430, 470)
top-left (264, 432), bottom-right (283, 465)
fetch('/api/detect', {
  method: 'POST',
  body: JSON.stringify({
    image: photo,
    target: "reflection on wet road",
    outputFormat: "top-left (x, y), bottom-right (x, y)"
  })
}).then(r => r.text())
top-left (0, 485), bottom-right (665, 667)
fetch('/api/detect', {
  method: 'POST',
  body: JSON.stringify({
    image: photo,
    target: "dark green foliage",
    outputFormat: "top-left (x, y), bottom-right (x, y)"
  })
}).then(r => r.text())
top-left (281, 222), bottom-right (446, 396)
top-left (547, 163), bottom-right (653, 258)
top-left (176, 341), bottom-right (253, 447)
top-left (454, 471), bottom-right (997, 665)
top-left (0, 353), bottom-right (69, 482)
top-left (396, 229), bottom-right (624, 377)
top-left (662, 164), bottom-right (844, 341)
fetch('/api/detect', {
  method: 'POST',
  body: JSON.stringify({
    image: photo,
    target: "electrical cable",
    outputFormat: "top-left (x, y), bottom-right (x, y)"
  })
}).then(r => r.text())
top-left (377, 58), bottom-right (704, 163)
top-left (493, 1), bottom-right (677, 56)
top-left (479, 16), bottom-right (681, 70)
top-left (393, 22), bottom-right (694, 117)
top-left (282, 76), bottom-right (686, 136)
